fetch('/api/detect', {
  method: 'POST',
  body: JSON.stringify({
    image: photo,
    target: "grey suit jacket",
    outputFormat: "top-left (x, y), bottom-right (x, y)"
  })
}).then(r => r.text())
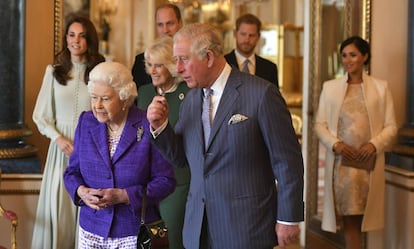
top-left (154, 69), bottom-right (303, 249)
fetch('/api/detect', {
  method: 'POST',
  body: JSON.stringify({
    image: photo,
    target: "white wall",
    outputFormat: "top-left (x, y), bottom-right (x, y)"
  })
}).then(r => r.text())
top-left (370, 0), bottom-right (408, 127)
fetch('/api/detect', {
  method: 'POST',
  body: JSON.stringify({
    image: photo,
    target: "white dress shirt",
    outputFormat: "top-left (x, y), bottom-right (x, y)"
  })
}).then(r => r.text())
top-left (235, 49), bottom-right (255, 75)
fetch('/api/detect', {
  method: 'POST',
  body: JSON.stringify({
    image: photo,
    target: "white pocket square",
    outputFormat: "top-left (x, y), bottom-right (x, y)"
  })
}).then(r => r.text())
top-left (228, 114), bottom-right (248, 125)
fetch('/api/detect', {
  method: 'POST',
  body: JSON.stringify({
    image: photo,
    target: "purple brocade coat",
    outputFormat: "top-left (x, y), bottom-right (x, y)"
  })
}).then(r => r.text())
top-left (64, 105), bottom-right (176, 238)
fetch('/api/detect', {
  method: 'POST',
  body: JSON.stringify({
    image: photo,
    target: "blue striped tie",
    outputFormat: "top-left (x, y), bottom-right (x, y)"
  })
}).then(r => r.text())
top-left (202, 88), bottom-right (213, 150)
top-left (242, 59), bottom-right (250, 73)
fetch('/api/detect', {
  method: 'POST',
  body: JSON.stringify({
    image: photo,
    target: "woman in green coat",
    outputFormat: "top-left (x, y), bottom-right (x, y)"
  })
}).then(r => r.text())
top-left (137, 36), bottom-right (190, 249)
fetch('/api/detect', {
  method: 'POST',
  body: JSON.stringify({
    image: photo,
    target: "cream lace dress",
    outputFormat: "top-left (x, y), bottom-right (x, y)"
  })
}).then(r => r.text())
top-left (334, 83), bottom-right (370, 216)
top-left (31, 62), bottom-right (90, 249)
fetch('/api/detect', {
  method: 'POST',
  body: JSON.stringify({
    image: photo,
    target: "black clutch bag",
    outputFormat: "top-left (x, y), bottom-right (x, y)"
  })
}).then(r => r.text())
top-left (137, 187), bottom-right (169, 249)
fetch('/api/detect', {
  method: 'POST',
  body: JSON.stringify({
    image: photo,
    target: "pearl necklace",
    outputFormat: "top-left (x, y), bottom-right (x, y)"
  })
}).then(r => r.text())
top-left (107, 118), bottom-right (126, 137)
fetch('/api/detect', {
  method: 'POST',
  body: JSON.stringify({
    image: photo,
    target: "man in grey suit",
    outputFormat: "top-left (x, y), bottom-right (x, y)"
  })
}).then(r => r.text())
top-left (225, 13), bottom-right (279, 88)
top-left (147, 23), bottom-right (303, 249)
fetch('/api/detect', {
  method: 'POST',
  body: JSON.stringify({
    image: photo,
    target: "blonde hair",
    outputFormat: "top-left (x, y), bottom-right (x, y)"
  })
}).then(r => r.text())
top-left (144, 36), bottom-right (181, 84)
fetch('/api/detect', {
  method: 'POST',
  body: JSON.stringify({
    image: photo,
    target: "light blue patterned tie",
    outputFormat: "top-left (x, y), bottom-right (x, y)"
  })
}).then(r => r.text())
top-left (202, 88), bottom-right (213, 150)
top-left (242, 59), bottom-right (250, 74)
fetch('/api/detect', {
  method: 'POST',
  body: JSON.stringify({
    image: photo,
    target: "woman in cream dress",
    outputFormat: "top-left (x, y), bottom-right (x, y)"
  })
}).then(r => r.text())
top-left (31, 15), bottom-right (105, 249)
top-left (315, 36), bottom-right (397, 249)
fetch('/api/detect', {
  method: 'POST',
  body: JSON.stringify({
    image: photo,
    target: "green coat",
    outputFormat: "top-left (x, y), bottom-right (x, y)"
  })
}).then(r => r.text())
top-left (137, 81), bottom-right (191, 249)
top-left (137, 82), bottom-right (189, 127)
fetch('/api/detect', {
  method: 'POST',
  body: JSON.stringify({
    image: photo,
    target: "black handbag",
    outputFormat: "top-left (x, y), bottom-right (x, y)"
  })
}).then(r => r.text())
top-left (137, 188), bottom-right (169, 249)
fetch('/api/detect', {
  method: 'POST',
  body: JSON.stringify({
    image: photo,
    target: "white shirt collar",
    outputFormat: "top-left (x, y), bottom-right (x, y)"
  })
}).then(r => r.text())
top-left (205, 63), bottom-right (232, 119)
top-left (210, 63), bottom-right (231, 96)
top-left (234, 49), bottom-right (255, 68)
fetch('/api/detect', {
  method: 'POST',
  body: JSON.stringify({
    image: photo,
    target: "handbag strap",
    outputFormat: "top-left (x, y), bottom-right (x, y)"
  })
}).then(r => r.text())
top-left (140, 187), bottom-right (147, 225)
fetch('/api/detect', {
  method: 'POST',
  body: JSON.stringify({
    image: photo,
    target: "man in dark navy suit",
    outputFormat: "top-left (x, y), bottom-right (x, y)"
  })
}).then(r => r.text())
top-left (131, 3), bottom-right (183, 90)
top-left (225, 13), bottom-right (279, 88)
top-left (147, 23), bottom-right (303, 249)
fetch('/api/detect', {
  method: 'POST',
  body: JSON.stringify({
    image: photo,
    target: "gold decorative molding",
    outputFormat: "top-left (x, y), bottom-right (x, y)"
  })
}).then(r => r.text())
top-left (393, 127), bottom-right (414, 157)
top-left (398, 127), bottom-right (414, 137)
top-left (386, 165), bottom-right (414, 192)
top-left (393, 144), bottom-right (414, 157)
top-left (0, 128), bottom-right (37, 158)
top-left (282, 92), bottom-right (303, 108)
top-left (0, 128), bottom-right (32, 140)
top-left (54, 0), bottom-right (63, 55)
top-left (386, 166), bottom-right (414, 178)
top-left (0, 174), bottom-right (42, 195)
top-left (0, 189), bottom-right (40, 195)
top-left (362, 0), bottom-right (372, 42)
top-left (0, 146), bottom-right (38, 159)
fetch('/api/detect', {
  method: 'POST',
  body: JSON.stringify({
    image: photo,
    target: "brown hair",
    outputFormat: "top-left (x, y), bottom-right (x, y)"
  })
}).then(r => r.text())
top-left (235, 13), bottom-right (262, 32)
top-left (54, 14), bottom-right (105, 85)
top-left (155, 3), bottom-right (182, 22)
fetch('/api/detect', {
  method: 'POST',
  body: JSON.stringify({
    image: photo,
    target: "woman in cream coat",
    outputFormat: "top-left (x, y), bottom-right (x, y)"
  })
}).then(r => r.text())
top-left (315, 36), bottom-right (397, 249)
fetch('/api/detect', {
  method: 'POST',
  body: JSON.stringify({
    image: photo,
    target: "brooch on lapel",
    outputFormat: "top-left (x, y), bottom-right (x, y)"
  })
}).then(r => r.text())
top-left (228, 114), bottom-right (248, 125)
top-left (137, 126), bottom-right (144, 141)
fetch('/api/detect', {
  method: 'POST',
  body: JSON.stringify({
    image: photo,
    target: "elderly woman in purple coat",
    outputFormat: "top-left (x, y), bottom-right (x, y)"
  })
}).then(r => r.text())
top-left (64, 61), bottom-right (176, 248)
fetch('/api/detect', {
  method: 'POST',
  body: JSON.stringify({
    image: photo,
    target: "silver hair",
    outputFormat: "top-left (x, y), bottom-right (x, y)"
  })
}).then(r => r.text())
top-left (88, 61), bottom-right (138, 107)
top-left (173, 23), bottom-right (224, 59)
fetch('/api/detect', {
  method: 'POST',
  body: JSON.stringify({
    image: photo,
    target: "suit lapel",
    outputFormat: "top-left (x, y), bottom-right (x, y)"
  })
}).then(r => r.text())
top-left (207, 70), bottom-right (240, 149)
top-left (90, 122), bottom-right (112, 168)
top-left (193, 89), bottom-right (205, 149)
top-left (255, 56), bottom-right (266, 78)
top-left (226, 50), bottom-right (238, 69)
top-left (255, 55), bottom-right (261, 74)
top-left (111, 109), bottom-right (142, 164)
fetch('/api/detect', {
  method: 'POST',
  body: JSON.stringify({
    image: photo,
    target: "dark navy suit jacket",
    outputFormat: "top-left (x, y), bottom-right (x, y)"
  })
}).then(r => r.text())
top-left (64, 106), bottom-right (176, 238)
top-left (131, 52), bottom-right (152, 91)
top-left (225, 49), bottom-right (279, 88)
top-left (154, 68), bottom-right (303, 249)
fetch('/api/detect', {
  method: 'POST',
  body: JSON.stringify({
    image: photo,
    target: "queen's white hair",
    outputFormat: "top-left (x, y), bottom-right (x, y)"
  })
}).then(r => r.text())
top-left (88, 61), bottom-right (138, 107)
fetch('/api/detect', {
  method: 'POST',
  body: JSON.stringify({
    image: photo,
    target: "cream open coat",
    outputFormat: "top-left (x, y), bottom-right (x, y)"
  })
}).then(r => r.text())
top-left (314, 73), bottom-right (397, 232)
